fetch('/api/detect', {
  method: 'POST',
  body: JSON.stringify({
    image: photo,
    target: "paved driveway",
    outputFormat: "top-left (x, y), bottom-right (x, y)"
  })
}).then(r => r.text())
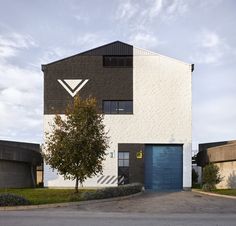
top-left (1, 191), bottom-right (236, 226)
top-left (68, 191), bottom-right (236, 214)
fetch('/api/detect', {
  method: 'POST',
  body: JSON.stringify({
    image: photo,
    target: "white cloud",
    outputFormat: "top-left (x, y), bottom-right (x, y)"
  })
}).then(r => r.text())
top-left (193, 95), bottom-right (236, 147)
top-left (0, 62), bottom-right (42, 142)
top-left (116, 0), bottom-right (189, 26)
top-left (115, 0), bottom-right (190, 49)
top-left (0, 33), bottom-right (37, 59)
top-left (166, 0), bottom-right (188, 16)
top-left (190, 30), bottom-right (230, 64)
top-left (116, 0), bottom-right (139, 20)
top-left (0, 45), bottom-right (16, 58)
top-left (0, 32), bottom-right (42, 142)
top-left (199, 31), bottom-right (220, 48)
top-left (74, 33), bottom-right (108, 51)
top-left (149, 0), bottom-right (163, 18)
top-left (130, 32), bottom-right (165, 49)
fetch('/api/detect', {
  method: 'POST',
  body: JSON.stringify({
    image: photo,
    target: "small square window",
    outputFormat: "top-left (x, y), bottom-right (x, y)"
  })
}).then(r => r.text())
top-left (118, 151), bottom-right (129, 167)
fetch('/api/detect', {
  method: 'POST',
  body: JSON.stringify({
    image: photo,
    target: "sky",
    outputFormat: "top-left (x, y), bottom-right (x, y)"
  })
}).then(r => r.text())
top-left (0, 0), bottom-right (235, 152)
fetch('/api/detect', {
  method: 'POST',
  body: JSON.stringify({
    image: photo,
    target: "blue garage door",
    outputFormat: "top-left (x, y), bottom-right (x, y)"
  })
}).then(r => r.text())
top-left (145, 145), bottom-right (183, 191)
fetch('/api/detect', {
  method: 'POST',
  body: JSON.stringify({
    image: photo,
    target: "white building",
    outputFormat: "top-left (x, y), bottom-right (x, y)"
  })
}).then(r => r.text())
top-left (42, 41), bottom-right (193, 191)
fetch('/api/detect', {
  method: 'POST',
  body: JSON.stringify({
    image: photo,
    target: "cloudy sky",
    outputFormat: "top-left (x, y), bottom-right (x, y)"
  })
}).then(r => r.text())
top-left (0, 0), bottom-right (235, 151)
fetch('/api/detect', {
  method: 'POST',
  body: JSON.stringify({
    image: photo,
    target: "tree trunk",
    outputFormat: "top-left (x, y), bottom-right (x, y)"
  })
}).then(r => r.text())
top-left (75, 177), bottom-right (79, 193)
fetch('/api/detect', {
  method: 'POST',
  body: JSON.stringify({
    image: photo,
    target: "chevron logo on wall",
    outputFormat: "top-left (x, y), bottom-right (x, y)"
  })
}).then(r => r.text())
top-left (57, 79), bottom-right (89, 97)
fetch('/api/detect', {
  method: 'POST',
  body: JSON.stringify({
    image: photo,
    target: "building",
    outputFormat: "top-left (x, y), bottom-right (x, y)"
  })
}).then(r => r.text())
top-left (0, 140), bottom-right (43, 188)
top-left (42, 41), bottom-right (193, 191)
top-left (197, 140), bottom-right (236, 189)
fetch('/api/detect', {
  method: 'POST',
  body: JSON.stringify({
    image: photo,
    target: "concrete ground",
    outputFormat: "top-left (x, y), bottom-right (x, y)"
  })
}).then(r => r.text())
top-left (1, 191), bottom-right (236, 226)
top-left (69, 190), bottom-right (236, 214)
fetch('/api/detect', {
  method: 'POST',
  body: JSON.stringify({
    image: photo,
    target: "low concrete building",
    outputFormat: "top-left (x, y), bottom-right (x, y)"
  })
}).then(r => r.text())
top-left (0, 140), bottom-right (43, 188)
top-left (197, 140), bottom-right (236, 189)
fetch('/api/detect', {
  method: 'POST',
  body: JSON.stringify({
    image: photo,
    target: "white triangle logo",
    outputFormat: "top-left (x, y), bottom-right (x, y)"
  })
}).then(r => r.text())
top-left (57, 79), bottom-right (89, 97)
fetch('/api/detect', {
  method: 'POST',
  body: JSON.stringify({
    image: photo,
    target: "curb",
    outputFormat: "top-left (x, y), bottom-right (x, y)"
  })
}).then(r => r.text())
top-left (0, 191), bottom-right (143, 211)
top-left (192, 189), bottom-right (236, 200)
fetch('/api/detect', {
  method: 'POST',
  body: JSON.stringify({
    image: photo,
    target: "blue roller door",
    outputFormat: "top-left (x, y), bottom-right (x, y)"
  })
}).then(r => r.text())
top-left (144, 145), bottom-right (183, 191)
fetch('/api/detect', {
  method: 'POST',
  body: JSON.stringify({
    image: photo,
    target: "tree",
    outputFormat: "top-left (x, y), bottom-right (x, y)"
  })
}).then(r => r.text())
top-left (202, 163), bottom-right (223, 191)
top-left (192, 168), bottom-right (199, 185)
top-left (44, 96), bottom-right (109, 193)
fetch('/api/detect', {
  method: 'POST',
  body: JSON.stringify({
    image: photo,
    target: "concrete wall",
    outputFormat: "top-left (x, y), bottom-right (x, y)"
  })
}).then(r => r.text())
top-left (207, 143), bottom-right (236, 163)
top-left (0, 160), bottom-right (34, 188)
top-left (197, 141), bottom-right (236, 188)
top-left (0, 140), bottom-right (42, 188)
top-left (197, 141), bottom-right (236, 166)
top-left (215, 161), bottom-right (236, 189)
top-left (43, 47), bottom-right (192, 189)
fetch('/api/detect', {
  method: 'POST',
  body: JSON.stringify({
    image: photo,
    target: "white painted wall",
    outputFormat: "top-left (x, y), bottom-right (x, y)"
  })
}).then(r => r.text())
top-left (43, 47), bottom-right (192, 188)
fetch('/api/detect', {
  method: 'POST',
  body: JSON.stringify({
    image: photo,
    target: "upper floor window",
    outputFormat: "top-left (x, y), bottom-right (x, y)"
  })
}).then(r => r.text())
top-left (103, 100), bottom-right (133, 114)
top-left (103, 56), bottom-right (132, 67)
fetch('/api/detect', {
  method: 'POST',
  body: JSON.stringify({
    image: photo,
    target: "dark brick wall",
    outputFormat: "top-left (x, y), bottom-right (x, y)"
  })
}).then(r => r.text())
top-left (118, 143), bottom-right (144, 184)
top-left (43, 41), bottom-right (133, 114)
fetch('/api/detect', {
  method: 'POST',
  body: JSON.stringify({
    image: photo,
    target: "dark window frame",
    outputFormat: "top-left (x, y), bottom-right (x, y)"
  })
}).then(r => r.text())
top-left (103, 55), bottom-right (133, 68)
top-left (102, 100), bottom-right (133, 114)
top-left (118, 151), bottom-right (130, 167)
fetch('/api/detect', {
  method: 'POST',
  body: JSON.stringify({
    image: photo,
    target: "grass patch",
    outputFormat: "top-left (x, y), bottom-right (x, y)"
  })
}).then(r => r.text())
top-left (0, 183), bottom-right (142, 206)
top-left (211, 189), bottom-right (236, 196)
top-left (192, 184), bottom-right (202, 189)
top-left (0, 188), bottom-right (93, 205)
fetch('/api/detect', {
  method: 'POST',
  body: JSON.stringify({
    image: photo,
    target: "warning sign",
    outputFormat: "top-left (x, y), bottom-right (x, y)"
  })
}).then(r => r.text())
top-left (136, 150), bottom-right (143, 159)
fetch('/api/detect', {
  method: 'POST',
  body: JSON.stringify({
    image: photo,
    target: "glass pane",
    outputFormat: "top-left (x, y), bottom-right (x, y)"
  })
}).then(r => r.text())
top-left (103, 101), bottom-right (110, 113)
top-left (104, 56), bottom-right (132, 67)
top-left (118, 160), bottom-right (124, 167)
top-left (118, 101), bottom-right (133, 114)
top-left (118, 152), bottom-right (124, 159)
top-left (124, 160), bottom-right (129, 167)
top-left (123, 152), bottom-right (129, 159)
top-left (110, 101), bottom-right (118, 114)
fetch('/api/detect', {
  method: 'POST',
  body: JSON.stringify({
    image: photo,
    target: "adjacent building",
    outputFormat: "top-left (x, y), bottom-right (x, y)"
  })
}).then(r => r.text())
top-left (197, 140), bottom-right (236, 189)
top-left (42, 41), bottom-right (193, 191)
top-left (0, 140), bottom-right (43, 188)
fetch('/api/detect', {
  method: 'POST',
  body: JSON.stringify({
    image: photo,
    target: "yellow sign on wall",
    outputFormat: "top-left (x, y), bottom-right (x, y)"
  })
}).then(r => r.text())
top-left (136, 150), bottom-right (143, 159)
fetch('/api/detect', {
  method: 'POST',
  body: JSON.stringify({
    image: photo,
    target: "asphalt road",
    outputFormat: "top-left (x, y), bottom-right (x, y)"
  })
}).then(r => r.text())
top-left (0, 210), bottom-right (236, 226)
top-left (1, 191), bottom-right (236, 226)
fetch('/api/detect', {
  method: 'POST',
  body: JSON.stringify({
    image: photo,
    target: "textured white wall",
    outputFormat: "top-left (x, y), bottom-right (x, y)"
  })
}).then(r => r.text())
top-left (102, 48), bottom-right (192, 188)
top-left (43, 47), bottom-right (192, 188)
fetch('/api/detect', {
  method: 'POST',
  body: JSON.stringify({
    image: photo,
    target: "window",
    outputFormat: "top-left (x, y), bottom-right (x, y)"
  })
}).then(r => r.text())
top-left (118, 152), bottom-right (129, 167)
top-left (103, 101), bottom-right (133, 114)
top-left (103, 56), bottom-right (132, 67)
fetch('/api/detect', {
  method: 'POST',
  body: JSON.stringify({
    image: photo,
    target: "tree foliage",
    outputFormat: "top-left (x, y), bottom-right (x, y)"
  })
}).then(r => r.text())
top-left (44, 96), bottom-right (109, 192)
top-left (202, 163), bottom-right (223, 191)
top-left (192, 168), bottom-right (199, 185)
